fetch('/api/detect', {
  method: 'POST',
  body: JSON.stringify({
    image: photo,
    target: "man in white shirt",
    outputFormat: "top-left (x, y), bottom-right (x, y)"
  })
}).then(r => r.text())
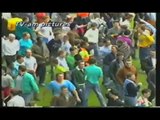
top-left (7, 89), bottom-right (25, 107)
top-left (3, 33), bottom-right (20, 67)
top-left (84, 22), bottom-right (99, 58)
top-left (35, 16), bottom-right (54, 44)
top-left (24, 49), bottom-right (37, 78)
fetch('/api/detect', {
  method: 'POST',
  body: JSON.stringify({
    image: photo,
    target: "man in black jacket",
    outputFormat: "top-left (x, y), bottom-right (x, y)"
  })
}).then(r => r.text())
top-left (103, 45), bottom-right (117, 85)
top-left (142, 50), bottom-right (156, 75)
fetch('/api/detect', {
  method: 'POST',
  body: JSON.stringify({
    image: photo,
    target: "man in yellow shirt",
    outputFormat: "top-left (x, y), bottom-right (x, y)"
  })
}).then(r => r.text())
top-left (137, 26), bottom-right (155, 72)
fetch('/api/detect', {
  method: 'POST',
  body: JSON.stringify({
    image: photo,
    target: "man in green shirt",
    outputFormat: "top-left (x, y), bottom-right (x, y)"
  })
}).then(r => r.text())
top-left (66, 47), bottom-right (77, 70)
top-left (84, 58), bottom-right (106, 107)
top-left (71, 60), bottom-right (86, 106)
top-left (19, 65), bottom-right (39, 106)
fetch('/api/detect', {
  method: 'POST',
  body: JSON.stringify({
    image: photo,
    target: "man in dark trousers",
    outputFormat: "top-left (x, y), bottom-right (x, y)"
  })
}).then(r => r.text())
top-left (71, 60), bottom-right (86, 106)
top-left (32, 37), bottom-right (50, 86)
top-left (147, 68), bottom-right (155, 102)
top-left (142, 50), bottom-right (156, 75)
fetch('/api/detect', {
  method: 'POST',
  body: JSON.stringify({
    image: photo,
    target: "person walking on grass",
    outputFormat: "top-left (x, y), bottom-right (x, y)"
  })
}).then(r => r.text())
top-left (84, 58), bottom-right (106, 107)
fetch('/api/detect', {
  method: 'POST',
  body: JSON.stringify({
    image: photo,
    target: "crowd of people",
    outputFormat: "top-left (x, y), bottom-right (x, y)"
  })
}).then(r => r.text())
top-left (1, 12), bottom-right (156, 107)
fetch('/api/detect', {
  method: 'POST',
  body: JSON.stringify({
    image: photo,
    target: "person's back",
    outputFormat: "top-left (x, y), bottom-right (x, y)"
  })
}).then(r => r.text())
top-left (21, 72), bottom-right (39, 94)
top-left (85, 65), bottom-right (102, 84)
top-left (7, 95), bottom-right (25, 107)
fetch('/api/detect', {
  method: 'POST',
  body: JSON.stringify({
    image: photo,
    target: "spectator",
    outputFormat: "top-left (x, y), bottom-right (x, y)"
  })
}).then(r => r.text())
top-left (67, 23), bottom-right (80, 46)
top-left (50, 58), bottom-right (69, 80)
top-left (24, 49), bottom-right (37, 79)
top-left (71, 60), bottom-right (86, 106)
top-left (116, 40), bottom-right (131, 60)
top-left (61, 35), bottom-right (72, 55)
top-left (53, 86), bottom-right (77, 107)
top-left (116, 57), bottom-right (138, 85)
top-left (105, 89), bottom-right (125, 106)
top-left (2, 66), bottom-right (14, 98)
top-left (142, 50), bottom-right (156, 75)
top-left (124, 73), bottom-right (141, 107)
top-left (35, 15), bottom-right (54, 44)
top-left (103, 45), bottom-right (117, 85)
top-left (32, 37), bottom-right (50, 86)
top-left (66, 47), bottom-right (78, 70)
top-left (99, 39), bottom-right (112, 57)
top-left (3, 33), bottom-right (20, 67)
top-left (84, 22), bottom-right (99, 59)
top-left (137, 25), bottom-right (155, 72)
top-left (79, 41), bottom-right (90, 63)
top-left (19, 65), bottom-right (39, 106)
top-left (7, 89), bottom-right (25, 107)
top-left (47, 73), bottom-right (81, 106)
top-left (137, 89), bottom-right (152, 107)
top-left (109, 52), bottom-right (124, 84)
top-left (15, 16), bottom-right (37, 41)
top-left (147, 68), bottom-right (156, 102)
top-left (47, 32), bottom-right (62, 58)
top-left (57, 50), bottom-right (69, 71)
top-left (18, 32), bottom-right (33, 56)
top-left (84, 58), bottom-right (106, 107)
top-left (11, 55), bottom-right (25, 78)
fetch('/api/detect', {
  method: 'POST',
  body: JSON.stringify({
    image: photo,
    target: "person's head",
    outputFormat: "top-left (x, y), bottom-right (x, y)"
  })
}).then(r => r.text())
top-left (70, 22), bottom-right (77, 30)
top-left (70, 46), bottom-right (78, 55)
top-left (23, 32), bottom-right (30, 40)
top-left (89, 57), bottom-right (97, 65)
top-left (26, 49), bottom-right (32, 57)
top-left (80, 41), bottom-right (89, 49)
top-left (43, 15), bottom-right (50, 23)
top-left (126, 73), bottom-right (136, 82)
top-left (104, 39), bottom-right (111, 47)
top-left (142, 89), bottom-right (151, 98)
top-left (116, 52), bottom-right (124, 61)
top-left (16, 55), bottom-right (24, 64)
top-left (54, 32), bottom-right (61, 40)
top-left (51, 58), bottom-right (59, 66)
top-left (19, 65), bottom-right (27, 75)
top-left (61, 86), bottom-right (69, 96)
top-left (78, 60), bottom-right (85, 69)
top-left (150, 50), bottom-right (156, 58)
top-left (36, 37), bottom-right (43, 45)
top-left (125, 56), bottom-right (133, 68)
top-left (91, 22), bottom-right (97, 30)
top-left (113, 20), bottom-right (120, 28)
top-left (56, 73), bottom-right (64, 82)
top-left (8, 33), bottom-right (16, 42)
top-left (58, 50), bottom-right (66, 58)
top-left (125, 13), bottom-right (134, 21)
top-left (63, 35), bottom-right (69, 42)
top-left (111, 45), bottom-right (117, 54)
top-left (124, 29), bottom-right (131, 36)
top-left (23, 17), bottom-right (29, 23)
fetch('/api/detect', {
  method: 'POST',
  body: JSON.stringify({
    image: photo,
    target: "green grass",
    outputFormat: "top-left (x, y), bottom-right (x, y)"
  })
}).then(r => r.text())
top-left (36, 49), bottom-right (148, 107)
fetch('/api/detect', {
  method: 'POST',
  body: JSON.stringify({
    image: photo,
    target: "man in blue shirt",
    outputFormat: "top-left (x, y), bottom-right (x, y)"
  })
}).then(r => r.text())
top-left (47, 73), bottom-right (81, 106)
top-left (85, 58), bottom-right (106, 107)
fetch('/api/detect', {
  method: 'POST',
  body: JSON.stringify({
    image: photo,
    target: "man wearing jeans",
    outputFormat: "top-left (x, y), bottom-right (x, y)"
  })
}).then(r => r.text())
top-left (84, 58), bottom-right (106, 107)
